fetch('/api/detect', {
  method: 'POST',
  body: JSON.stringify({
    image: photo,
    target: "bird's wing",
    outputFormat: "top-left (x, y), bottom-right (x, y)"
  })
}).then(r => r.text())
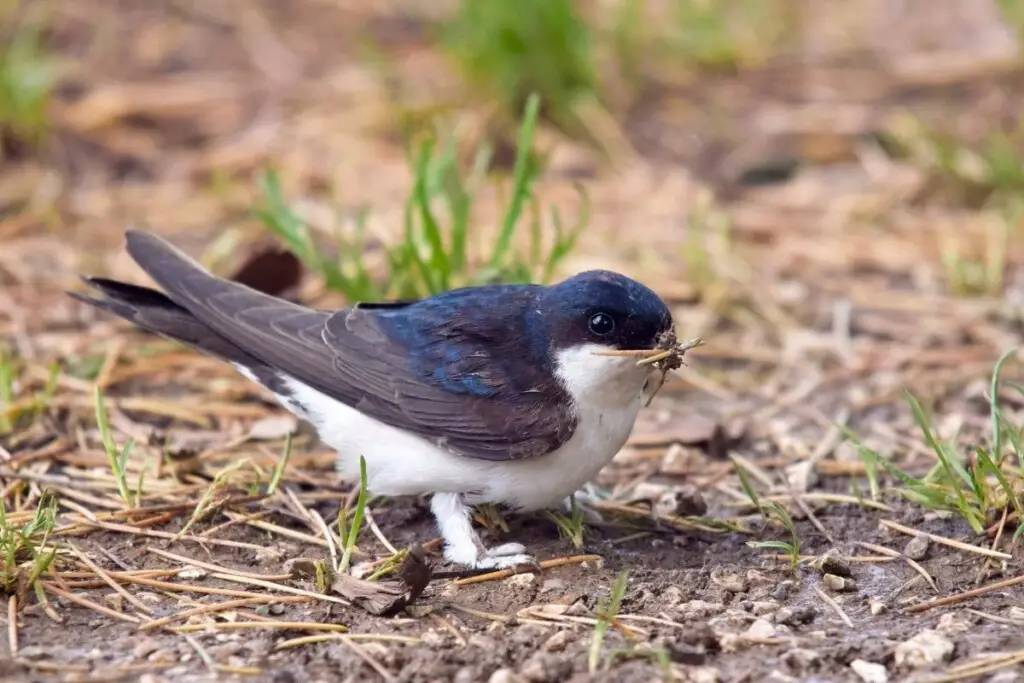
top-left (123, 230), bottom-right (577, 461)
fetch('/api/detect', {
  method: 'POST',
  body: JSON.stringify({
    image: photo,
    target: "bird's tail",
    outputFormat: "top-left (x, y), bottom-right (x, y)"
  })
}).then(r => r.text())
top-left (68, 276), bottom-right (267, 369)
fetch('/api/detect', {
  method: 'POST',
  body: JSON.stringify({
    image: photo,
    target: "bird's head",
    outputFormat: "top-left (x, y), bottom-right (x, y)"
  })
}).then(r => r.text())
top-left (530, 270), bottom-right (674, 401)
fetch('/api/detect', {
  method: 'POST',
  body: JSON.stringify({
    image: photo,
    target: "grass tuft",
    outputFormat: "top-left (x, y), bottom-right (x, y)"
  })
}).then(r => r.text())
top-left (544, 495), bottom-right (587, 549)
top-left (667, 0), bottom-right (793, 70)
top-left (0, 1), bottom-right (60, 156)
top-left (846, 349), bottom-right (1024, 539)
top-left (442, 0), bottom-right (596, 133)
top-left (746, 503), bottom-right (801, 577)
top-left (0, 494), bottom-right (57, 597)
top-left (255, 94), bottom-right (587, 302)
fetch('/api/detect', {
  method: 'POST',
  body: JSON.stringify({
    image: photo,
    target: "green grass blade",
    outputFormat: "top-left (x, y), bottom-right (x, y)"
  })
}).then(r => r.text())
top-left (339, 455), bottom-right (368, 573)
top-left (490, 93), bottom-right (541, 270)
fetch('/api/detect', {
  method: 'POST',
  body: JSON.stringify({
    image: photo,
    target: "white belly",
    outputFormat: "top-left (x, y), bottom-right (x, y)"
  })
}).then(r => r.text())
top-left (239, 344), bottom-right (651, 511)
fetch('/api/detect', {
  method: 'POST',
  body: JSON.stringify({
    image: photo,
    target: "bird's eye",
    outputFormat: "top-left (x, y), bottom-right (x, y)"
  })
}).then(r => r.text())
top-left (588, 312), bottom-right (615, 335)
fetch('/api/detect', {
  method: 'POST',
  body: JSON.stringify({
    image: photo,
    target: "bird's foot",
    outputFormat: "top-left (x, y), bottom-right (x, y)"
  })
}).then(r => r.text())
top-left (461, 542), bottom-right (536, 571)
top-left (431, 493), bottom-right (537, 570)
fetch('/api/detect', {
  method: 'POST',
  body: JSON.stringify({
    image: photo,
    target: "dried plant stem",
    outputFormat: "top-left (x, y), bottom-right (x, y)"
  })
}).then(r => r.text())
top-left (879, 520), bottom-right (1012, 560)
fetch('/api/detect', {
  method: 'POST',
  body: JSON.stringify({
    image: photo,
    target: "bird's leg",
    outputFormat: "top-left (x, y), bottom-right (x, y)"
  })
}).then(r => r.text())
top-left (562, 486), bottom-right (605, 525)
top-left (430, 493), bottom-right (535, 570)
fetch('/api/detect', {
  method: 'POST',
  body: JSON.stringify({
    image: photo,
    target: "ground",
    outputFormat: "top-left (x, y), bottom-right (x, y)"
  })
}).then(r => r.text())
top-left (2, 1), bottom-right (1024, 682)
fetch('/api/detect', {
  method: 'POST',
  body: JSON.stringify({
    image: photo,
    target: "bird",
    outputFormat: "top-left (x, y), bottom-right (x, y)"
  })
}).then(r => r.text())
top-left (69, 229), bottom-right (676, 570)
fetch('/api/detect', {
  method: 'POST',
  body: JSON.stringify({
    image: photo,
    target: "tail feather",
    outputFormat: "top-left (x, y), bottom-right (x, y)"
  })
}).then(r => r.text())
top-left (69, 276), bottom-right (267, 368)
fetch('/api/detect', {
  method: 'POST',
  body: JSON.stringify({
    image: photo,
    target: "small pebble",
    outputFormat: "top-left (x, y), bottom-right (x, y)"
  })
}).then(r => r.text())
top-left (678, 599), bottom-right (726, 620)
top-left (782, 648), bottom-right (820, 672)
top-left (868, 599), bottom-right (887, 616)
top-left (488, 669), bottom-right (522, 683)
top-left (936, 612), bottom-right (973, 637)
top-left (710, 569), bottom-right (747, 593)
top-left (750, 600), bottom-right (779, 616)
top-left (850, 659), bottom-right (888, 683)
top-left (541, 631), bottom-right (571, 653)
top-left (507, 573), bottom-right (537, 590)
top-left (894, 630), bottom-right (954, 669)
top-left (775, 605), bottom-right (817, 626)
top-left (268, 603), bottom-right (286, 616)
top-left (420, 629), bottom-right (451, 648)
top-left (539, 578), bottom-right (565, 594)
top-left (812, 550), bottom-right (852, 578)
top-left (745, 618), bottom-right (776, 639)
top-left (687, 666), bottom-right (720, 683)
top-left (771, 581), bottom-right (795, 601)
top-left (822, 573), bottom-right (857, 592)
top-left (903, 534), bottom-right (929, 560)
top-left (660, 585), bottom-right (685, 606)
top-left (519, 652), bottom-right (572, 683)
top-left (133, 638), bottom-right (163, 660)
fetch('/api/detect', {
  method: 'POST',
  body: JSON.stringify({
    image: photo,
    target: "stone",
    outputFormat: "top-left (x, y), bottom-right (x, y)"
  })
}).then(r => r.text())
top-left (812, 550), bottom-right (852, 577)
top-left (822, 573), bottom-right (857, 592)
top-left (775, 605), bottom-right (817, 626)
top-left (541, 631), bottom-right (571, 653)
top-left (678, 599), bottom-right (725, 620)
top-left (420, 630), bottom-right (451, 648)
top-left (745, 618), bottom-right (776, 639)
top-left (710, 569), bottom-right (747, 593)
top-left (519, 652), bottom-right (572, 683)
top-left (488, 669), bottom-right (522, 683)
top-left (782, 648), bottom-right (820, 672)
top-left (508, 573), bottom-right (537, 590)
top-left (903, 534), bottom-right (929, 560)
top-left (936, 612), bottom-right (973, 637)
top-left (894, 630), bottom-right (955, 669)
top-left (850, 659), bottom-right (888, 683)
top-left (684, 666), bottom-right (720, 683)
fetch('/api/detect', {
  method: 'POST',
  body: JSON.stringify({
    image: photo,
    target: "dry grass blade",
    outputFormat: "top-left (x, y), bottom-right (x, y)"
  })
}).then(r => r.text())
top-left (879, 520), bottom-right (1012, 560)
top-left (7, 595), bottom-right (18, 659)
top-left (340, 634), bottom-right (397, 682)
top-left (146, 547), bottom-right (293, 581)
top-left (855, 541), bottom-right (938, 591)
top-left (210, 572), bottom-right (351, 606)
top-left (925, 650), bottom-right (1024, 682)
top-left (170, 620), bottom-right (348, 633)
top-left (139, 596), bottom-right (310, 631)
top-left (905, 573), bottom-right (1024, 613)
top-left (453, 554), bottom-right (602, 585)
top-left (66, 519), bottom-right (275, 553)
top-left (813, 585), bottom-right (853, 627)
top-left (40, 582), bottom-right (141, 624)
top-left (275, 633), bottom-right (422, 650)
top-left (67, 542), bottom-right (154, 615)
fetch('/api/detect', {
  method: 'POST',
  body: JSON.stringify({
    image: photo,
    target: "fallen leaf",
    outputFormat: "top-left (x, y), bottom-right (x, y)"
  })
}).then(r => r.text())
top-left (331, 544), bottom-right (431, 617)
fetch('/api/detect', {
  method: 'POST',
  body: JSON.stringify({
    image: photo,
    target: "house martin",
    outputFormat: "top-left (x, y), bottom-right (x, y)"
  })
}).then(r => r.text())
top-left (70, 230), bottom-right (676, 569)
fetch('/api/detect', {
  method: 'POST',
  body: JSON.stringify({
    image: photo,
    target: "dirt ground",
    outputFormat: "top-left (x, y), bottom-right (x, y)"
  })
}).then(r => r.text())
top-left (3, 1), bottom-right (1024, 682)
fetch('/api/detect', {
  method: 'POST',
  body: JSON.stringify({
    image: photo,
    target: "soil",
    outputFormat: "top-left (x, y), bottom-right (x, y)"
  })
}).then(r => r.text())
top-left (3, 1), bottom-right (1024, 682)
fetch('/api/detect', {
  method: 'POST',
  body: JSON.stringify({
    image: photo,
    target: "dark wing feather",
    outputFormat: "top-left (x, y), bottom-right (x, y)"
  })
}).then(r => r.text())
top-left (121, 230), bottom-right (576, 461)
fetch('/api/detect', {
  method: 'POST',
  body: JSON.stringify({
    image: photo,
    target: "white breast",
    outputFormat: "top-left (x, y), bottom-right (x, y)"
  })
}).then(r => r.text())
top-left (245, 344), bottom-right (651, 511)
